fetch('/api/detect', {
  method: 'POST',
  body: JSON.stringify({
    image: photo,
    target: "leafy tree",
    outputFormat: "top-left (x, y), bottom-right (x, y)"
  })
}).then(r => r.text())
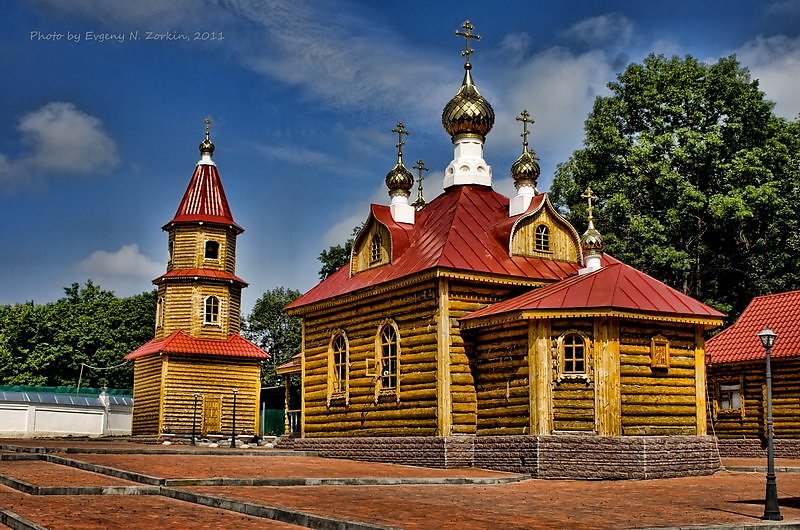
top-left (0, 281), bottom-right (156, 388)
top-left (551, 54), bottom-right (800, 318)
top-left (243, 287), bottom-right (301, 386)
top-left (317, 224), bottom-right (363, 279)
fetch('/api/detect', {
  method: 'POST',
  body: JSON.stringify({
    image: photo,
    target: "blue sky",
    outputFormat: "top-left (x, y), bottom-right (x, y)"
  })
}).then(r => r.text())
top-left (3, 0), bottom-right (800, 315)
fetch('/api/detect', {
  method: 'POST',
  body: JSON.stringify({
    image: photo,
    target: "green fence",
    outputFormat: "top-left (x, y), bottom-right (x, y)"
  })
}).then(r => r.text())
top-left (261, 408), bottom-right (285, 436)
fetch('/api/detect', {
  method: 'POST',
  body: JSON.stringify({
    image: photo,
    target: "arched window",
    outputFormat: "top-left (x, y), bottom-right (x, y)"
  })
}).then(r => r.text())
top-left (562, 333), bottom-right (586, 374)
top-left (370, 234), bottom-right (382, 263)
top-left (156, 296), bottom-right (165, 329)
top-left (204, 296), bottom-right (220, 325)
top-left (535, 224), bottom-right (550, 251)
top-left (205, 240), bottom-right (220, 260)
top-left (379, 324), bottom-right (398, 390)
top-left (331, 334), bottom-right (348, 394)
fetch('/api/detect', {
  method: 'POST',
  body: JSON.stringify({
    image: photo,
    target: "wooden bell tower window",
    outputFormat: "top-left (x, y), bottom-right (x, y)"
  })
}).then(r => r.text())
top-left (535, 224), bottom-right (550, 251)
top-left (331, 334), bottom-right (348, 394)
top-left (205, 240), bottom-right (220, 260)
top-left (204, 296), bottom-right (220, 325)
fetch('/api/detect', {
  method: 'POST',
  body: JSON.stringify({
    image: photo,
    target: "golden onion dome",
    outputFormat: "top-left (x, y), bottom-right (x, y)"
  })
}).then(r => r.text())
top-left (581, 224), bottom-right (604, 254)
top-left (385, 162), bottom-right (414, 195)
top-left (442, 66), bottom-right (495, 141)
top-left (511, 149), bottom-right (540, 187)
top-left (199, 117), bottom-right (215, 156)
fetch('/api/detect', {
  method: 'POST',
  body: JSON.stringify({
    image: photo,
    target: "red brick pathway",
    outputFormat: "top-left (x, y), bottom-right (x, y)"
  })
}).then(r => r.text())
top-left (1, 440), bottom-right (799, 529)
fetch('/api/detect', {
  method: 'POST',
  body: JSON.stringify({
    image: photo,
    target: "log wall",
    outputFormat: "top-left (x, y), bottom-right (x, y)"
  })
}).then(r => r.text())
top-left (161, 356), bottom-right (261, 435)
top-left (707, 357), bottom-right (800, 439)
top-left (301, 279), bottom-right (441, 437)
top-left (472, 322), bottom-right (529, 435)
top-left (131, 356), bottom-right (163, 435)
top-left (168, 225), bottom-right (237, 274)
top-left (157, 283), bottom-right (241, 339)
top-left (550, 320), bottom-right (595, 432)
top-left (619, 321), bottom-right (699, 435)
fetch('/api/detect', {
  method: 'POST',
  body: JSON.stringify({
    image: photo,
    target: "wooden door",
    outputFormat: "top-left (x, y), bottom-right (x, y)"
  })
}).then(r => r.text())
top-left (202, 395), bottom-right (222, 435)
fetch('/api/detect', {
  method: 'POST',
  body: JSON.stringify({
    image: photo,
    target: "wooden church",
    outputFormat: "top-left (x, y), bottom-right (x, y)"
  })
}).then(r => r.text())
top-left (284, 22), bottom-right (725, 479)
top-left (126, 121), bottom-right (269, 438)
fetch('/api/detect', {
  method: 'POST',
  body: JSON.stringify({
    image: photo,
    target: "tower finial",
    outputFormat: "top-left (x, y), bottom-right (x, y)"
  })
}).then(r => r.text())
top-left (454, 20), bottom-right (480, 68)
top-left (515, 110), bottom-right (534, 153)
top-left (392, 122), bottom-right (409, 163)
top-left (579, 185), bottom-right (604, 273)
top-left (199, 116), bottom-right (215, 158)
top-left (412, 159), bottom-right (428, 210)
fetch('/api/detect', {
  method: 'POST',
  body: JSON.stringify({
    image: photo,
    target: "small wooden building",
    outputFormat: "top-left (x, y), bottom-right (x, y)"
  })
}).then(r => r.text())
top-left (285, 24), bottom-right (725, 479)
top-left (126, 125), bottom-right (268, 437)
top-left (707, 290), bottom-right (800, 457)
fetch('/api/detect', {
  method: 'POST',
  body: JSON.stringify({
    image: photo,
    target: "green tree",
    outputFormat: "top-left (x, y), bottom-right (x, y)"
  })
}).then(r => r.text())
top-left (243, 287), bottom-right (301, 386)
top-left (0, 281), bottom-right (156, 388)
top-left (551, 54), bottom-right (800, 318)
top-left (317, 224), bottom-right (363, 279)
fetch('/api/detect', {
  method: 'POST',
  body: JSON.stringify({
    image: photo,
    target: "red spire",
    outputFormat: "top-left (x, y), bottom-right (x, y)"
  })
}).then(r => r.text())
top-left (164, 126), bottom-right (243, 232)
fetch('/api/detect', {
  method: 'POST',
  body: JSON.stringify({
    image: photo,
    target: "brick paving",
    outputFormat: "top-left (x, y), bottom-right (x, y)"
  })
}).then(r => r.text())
top-left (1, 439), bottom-right (800, 529)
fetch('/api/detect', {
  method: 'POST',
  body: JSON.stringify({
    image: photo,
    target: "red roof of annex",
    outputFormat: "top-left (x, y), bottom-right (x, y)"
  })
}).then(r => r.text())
top-left (462, 255), bottom-right (724, 324)
top-left (706, 290), bottom-right (800, 364)
top-left (287, 187), bottom-right (581, 310)
top-left (125, 330), bottom-right (269, 361)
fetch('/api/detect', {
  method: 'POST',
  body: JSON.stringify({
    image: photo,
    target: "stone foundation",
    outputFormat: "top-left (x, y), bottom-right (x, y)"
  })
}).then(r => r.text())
top-left (715, 438), bottom-right (800, 459)
top-left (293, 434), bottom-right (720, 479)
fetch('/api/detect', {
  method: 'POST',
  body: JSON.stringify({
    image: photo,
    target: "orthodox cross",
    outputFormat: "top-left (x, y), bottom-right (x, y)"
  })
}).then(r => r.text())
top-left (515, 109), bottom-right (534, 152)
top-left (203, 116), bottom-right (212, 141)
top-left (392, 122), bottom-right (409, 159)
top-left (455, 20), bottom-right (480, 65)
top-left (412, 160), bottom-right (428, 209)
top-left (581, 186), bottom-right (598, 220)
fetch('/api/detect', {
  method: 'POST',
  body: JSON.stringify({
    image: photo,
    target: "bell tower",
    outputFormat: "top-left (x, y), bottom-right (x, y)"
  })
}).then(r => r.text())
top-left (155, 118), bottom-right (247, 340)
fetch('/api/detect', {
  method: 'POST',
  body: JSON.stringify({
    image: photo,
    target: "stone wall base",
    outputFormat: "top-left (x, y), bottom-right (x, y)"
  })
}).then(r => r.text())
top-left (715, 438), bottom-right (800, 459)
top-left (293, 435), bottom-right (720, 480)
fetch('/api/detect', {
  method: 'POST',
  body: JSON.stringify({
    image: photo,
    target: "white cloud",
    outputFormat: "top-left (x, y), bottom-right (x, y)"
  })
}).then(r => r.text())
top-left (0, 102), bottom-right (119, 191)
top-left (74, 244), bottom-right (163, 280)
top-left (257, 144), bottom-right (341, 169)
top-left (564, 14), bottom-right (634, 48)
top-left (767, 0), bottom-right (800, 15)
top-left (735, 34), bottom-right (800, 119)
top-left (29, 0), bottom-right (203, 27)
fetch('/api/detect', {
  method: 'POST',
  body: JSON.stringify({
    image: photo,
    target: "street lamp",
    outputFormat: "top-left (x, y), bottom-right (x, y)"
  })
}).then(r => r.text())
top-left (191, 393), bottom-right (199, 446)
top-left (230, 388), bottom-right (238, 449)
top-left (757, 326), bottom-right (782, 521)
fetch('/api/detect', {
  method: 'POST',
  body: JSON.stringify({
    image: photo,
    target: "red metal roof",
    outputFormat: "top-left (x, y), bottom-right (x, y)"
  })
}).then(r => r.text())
top-left (165, 162), bottom-right (243, 232)
top-left (125, 330), bottom-right (269, 361)
top-left (276, 352), bottom-right (302, 374)
top-left (706, 290), bottom-right (800, 364)
top-left (461, 255), bottom-right (725, 323)
top-left (287, 186), bottom-right (582, 310)
top-left (154, 268), bottom-right (248, 287)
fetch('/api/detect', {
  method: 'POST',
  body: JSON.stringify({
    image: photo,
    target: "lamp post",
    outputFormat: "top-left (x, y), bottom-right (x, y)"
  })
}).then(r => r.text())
top-left (191, 393), bottom-right (199, 446)
top-left (757, 326), bottom-right (782, 521)
top-left (230, 388), bottom-right (238, 449)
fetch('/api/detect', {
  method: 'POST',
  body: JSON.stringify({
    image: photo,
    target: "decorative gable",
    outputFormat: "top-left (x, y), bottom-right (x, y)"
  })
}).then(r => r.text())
top-left (351, 216), bottom-right (392, 275)
top-left (509, 195), bottom-right (581, 263)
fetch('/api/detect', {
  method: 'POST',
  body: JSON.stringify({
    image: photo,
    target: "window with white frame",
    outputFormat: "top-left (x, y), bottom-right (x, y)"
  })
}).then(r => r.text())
top-left (204, 296), bottom-right (220, 325)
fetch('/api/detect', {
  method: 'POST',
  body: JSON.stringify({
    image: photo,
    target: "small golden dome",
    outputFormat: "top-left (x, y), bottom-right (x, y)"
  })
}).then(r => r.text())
top-left (385, 162), bottom-right (414, 195)
top-left (199, 117), bottom-right (215, 156)
top-left (511, 149), bottom-right (540, 186)
top-left (581, 223), bottom-right (604, 254)
top-left (442, 66), bottom-right (495, 141)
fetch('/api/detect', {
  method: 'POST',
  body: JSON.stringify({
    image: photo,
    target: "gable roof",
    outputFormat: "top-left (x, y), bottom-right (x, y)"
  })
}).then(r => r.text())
top-left (461, 255), bottom-right (725, 328)
top-left (125, 330), bottom-right (268, 361)
top-left (706, 290), bottom-right (800, 364)
top-left (287, 186), bottom-right (581, 311)
top-left (164, 162), bottom-right (243, 232)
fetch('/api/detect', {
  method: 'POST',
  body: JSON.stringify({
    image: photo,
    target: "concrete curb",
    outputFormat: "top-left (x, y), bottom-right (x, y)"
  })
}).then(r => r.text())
top-left (0, 509), bottom-right (48, 530)
top-left (163, 474), bottom-right (529, 486)
top-left (162, 486), bottom-right (398, 530)
top-left (722, 466), bottom-right (800, 473)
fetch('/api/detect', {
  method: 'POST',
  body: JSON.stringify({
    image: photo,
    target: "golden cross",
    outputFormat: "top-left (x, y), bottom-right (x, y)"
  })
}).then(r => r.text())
top-left (392, 122), bottom-right (409, 158)
top-left (515, 110), bottom-right (534, 151)
top-left (203, 116), bottom-right (212, 141)
top-left (454, 20), bottom-right (480, 65)
top-left (413, 159), bottom-right (428, 183)
top-left (581, 186), bottom-right (598, 220)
